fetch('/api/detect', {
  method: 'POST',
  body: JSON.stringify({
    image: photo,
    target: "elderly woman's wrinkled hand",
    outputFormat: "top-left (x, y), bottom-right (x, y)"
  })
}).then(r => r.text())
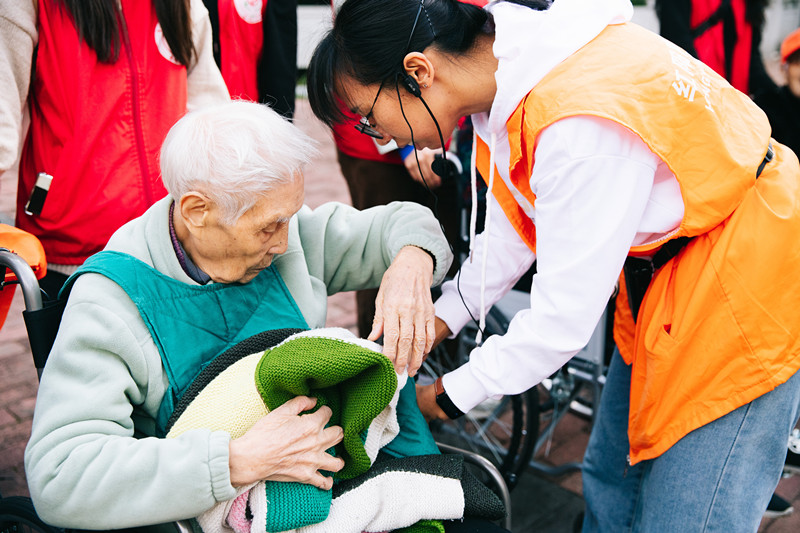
top-left (368, 245), bottom-right (435, 377)
top-left (228, 396), bottom-right (344, 489)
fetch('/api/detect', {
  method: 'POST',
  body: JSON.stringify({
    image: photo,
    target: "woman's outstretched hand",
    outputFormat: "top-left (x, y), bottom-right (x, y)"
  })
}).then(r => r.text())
top-left (416, 382), bottom-right (450, 422)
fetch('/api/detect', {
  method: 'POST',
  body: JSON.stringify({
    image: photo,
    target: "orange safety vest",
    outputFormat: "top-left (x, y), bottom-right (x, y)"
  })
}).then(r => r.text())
top-left (476, 22), bottom-right (800, 464)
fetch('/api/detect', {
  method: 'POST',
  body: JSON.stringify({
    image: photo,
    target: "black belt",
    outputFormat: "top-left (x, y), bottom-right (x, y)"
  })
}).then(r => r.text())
top-left (623, 143), bottom-right (774, 321)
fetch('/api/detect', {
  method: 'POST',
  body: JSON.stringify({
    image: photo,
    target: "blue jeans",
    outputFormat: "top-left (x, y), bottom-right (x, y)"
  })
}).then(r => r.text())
top-left (582, 350), bottom-right (800, 532)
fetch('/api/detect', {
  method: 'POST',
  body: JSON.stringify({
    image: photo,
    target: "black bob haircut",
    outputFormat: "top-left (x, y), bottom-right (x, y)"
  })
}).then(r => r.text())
top-left (307, 0), bottom-right (551, 128)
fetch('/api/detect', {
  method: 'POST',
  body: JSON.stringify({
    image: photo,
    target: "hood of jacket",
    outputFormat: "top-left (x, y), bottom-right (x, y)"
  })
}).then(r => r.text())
top-left (482, 0), bottom-right (633, 134)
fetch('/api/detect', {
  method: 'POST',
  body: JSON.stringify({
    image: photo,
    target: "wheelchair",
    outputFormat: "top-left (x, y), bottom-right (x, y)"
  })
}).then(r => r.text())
top-left (0, 225), bottom-right (60, 533)
top-left (0, 225), bottom-right (512, 533)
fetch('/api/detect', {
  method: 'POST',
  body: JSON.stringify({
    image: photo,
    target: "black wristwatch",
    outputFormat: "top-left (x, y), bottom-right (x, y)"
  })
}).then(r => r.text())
top-left (434, 376), bottom-right (464, 419)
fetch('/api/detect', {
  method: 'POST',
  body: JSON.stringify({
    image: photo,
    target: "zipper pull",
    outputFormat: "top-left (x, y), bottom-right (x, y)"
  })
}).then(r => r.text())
top-left (623, 454), bottom-right (631, 478)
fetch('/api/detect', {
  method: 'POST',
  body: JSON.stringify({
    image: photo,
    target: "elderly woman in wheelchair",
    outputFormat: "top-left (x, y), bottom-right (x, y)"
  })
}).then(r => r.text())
top-left (23, 101), bottom-right (507, 533)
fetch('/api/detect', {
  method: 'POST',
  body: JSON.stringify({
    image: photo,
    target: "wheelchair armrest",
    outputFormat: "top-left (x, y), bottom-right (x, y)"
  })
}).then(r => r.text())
top-left (0, 249), bottom-right (43, 312)
top-left (174, 519), bottom-right (194, 533)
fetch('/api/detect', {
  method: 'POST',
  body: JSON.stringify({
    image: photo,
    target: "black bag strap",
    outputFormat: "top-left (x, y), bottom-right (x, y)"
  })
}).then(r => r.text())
top-left (623, 141), bottom-right (773, 321)
top-left (691, 0), bottom-right (732, 39)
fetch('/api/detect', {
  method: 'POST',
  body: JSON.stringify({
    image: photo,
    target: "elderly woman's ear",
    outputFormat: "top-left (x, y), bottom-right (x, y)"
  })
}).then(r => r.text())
top-left (178, 192), bottom-right (211, 229)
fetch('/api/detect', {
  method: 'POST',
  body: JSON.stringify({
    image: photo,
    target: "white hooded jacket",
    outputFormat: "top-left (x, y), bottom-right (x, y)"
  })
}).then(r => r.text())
top-left (435, 0), bottom-right (687, 413)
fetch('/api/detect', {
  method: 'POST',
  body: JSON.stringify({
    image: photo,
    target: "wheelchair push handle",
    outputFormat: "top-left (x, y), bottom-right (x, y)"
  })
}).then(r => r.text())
top-left (0, 248), bottom-right (43, 313)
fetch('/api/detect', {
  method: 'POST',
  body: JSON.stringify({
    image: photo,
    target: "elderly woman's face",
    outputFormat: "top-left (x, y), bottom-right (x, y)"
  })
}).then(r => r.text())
top-left (196, 178), bottom-right (305, 284)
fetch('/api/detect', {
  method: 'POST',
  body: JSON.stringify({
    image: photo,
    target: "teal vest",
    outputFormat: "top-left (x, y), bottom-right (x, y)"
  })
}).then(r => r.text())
top-left (63, 251), bottom-right (309, 435)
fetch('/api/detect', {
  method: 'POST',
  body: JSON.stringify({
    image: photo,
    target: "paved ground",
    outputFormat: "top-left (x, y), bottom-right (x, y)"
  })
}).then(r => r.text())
top-left (2, 99), bottom-right (799, 532)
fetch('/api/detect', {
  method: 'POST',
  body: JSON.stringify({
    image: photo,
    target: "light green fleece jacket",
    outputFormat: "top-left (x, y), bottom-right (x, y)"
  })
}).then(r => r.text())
top-left (24, 196), bottom-right (452, 530)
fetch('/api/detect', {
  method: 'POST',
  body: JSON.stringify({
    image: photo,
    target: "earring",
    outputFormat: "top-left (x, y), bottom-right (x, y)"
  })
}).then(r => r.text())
top-left (422, 83), bottom-right (428, 89)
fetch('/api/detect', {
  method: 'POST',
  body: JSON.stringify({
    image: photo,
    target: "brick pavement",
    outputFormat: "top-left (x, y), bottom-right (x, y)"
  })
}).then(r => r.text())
top-left (1, 99), bottom-right (799, 532)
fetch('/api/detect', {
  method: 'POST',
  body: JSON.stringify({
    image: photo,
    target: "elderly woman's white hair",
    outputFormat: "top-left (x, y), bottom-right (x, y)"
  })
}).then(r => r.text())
top-left (160, 100), bottom-right (318, 225)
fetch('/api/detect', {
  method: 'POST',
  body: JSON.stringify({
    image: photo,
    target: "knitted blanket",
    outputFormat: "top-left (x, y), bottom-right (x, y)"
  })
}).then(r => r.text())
top-left (167, 328), bottom-right (505, 533)
top-left (255, 330), bottom-right (400, 479)
top-left (252, 329), bottom-right (403, 531)
top-left (219, 453), bottom-right (505, 533)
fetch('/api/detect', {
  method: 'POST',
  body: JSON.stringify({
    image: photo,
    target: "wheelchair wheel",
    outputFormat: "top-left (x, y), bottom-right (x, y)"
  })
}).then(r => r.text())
top-left (0, 496), bottom-right (60, 533)
top-left (420, 306), bottom-right (539, 490)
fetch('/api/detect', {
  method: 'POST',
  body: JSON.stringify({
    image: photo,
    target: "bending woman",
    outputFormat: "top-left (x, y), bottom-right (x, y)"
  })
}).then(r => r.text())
top-left (307, 0), bottom-right (800, 530)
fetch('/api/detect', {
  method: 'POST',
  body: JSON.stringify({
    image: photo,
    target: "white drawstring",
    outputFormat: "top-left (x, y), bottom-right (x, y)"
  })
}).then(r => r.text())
top-left (475, 132), bottom-right (497, 345)
top-left (468, 131), bottom-right (479, 263)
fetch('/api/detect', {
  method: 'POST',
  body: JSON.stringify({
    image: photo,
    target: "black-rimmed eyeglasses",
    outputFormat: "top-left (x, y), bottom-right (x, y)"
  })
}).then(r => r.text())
top-left (354, 81), bottom-right (385, 139)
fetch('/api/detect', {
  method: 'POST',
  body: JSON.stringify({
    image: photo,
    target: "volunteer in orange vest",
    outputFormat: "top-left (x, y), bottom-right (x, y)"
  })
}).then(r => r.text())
top-left (307, 0), bottom-right (800, 530)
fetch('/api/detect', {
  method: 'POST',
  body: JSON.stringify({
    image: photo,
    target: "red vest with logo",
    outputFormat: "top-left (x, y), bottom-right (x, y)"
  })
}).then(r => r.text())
top-left (217, 0), bottom-right (268, 101)
top-left (17, 0), bottom-right (187, 264)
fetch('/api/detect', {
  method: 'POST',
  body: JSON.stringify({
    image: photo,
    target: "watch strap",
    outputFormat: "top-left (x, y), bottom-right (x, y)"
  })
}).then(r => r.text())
top-left (434, 376), bottom-right (464, 419)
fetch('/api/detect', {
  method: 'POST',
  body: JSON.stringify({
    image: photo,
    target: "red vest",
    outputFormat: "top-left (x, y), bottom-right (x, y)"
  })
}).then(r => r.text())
top-left (691, 0), bottom-right (753, 93)
top-left (217, 0), bottom-right (268, 101)
top-left (478, 23), bottom-right (800, 463)
top-left (17, 0), bottom-right (187, 265)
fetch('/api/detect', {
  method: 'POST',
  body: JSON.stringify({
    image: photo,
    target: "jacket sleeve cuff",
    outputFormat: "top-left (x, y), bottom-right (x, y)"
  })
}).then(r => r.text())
top-left (442, 363), bottom-right (491, 415)
top-left (393, 235), bottom-right (453, 287)
top-left (209, 431), bottom-right (237, 502)
top-left (434, 290), bottom-right (473, 339)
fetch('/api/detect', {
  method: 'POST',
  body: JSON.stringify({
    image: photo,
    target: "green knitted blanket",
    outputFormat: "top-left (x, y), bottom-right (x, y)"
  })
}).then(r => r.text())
top-left (255, 336), bottom-right (399, 478)
top-left (254, 335), bottom-right (400, 531)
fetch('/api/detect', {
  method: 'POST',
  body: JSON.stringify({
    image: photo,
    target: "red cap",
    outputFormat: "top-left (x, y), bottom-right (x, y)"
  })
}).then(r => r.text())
top-left (781, 28), bottom-right (800, 63)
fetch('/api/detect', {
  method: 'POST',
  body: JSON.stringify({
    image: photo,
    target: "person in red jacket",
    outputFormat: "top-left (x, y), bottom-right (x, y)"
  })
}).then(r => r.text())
top-left (332, 107), bottom-right (462, 338)
top-left (656, 0), bottom-right (776, 97)
top-left (0, 0), bottom-right (229, 299)
top-left (201, 0), bottom-right (298, 117)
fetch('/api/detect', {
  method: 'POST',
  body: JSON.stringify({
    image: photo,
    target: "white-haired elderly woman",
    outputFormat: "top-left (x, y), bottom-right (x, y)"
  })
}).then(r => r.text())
top-left (24, 100), bottom-right (453, 530)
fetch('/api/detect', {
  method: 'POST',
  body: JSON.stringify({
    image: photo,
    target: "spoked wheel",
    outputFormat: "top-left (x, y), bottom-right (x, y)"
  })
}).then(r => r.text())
top-left (420, 307), bottom-right (539, 490)
top-left (0, 497), bottom-right (61, 533)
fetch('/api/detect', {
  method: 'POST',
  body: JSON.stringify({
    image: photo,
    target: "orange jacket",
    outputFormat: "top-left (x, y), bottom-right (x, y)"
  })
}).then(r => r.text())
top-left (477, 22), bottom-right (800, 464)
